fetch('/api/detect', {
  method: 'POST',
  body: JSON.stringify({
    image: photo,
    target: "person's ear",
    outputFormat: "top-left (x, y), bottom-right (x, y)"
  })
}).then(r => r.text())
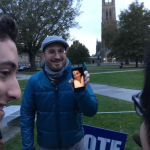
top-left (64, 51), bottom-right (67, 55)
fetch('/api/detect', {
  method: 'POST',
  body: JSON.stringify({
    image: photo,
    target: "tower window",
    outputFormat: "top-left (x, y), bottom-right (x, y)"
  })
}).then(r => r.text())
top-left (106, 10), bottom-right (108, 20)
top-left (105, 0), bottom-right (112, 2)
top-left (109, 9), bottom-right (112, 19)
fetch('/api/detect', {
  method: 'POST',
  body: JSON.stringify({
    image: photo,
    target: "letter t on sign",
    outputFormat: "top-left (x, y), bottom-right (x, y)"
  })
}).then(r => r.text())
top-left (110, 140), bottom-right (122, 150)
top-left (84, 134), bottom-right (96, 150)
top-left (98, 137), bottom-right (111, 150)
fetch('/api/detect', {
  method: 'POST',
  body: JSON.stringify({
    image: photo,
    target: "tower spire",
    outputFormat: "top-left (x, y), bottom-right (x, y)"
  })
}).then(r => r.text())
top-left (102, 0), bottom-right (105, 5)
top-left (112, 0), bottom-right (115, 5)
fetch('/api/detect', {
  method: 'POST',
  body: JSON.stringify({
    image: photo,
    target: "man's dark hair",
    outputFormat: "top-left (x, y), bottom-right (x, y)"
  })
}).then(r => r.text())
top-left (0, 15), bottom-right (18, 42)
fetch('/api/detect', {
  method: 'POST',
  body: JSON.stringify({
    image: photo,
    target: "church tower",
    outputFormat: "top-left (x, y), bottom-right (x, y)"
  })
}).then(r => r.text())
top-left (96, 0), bottom-right (116, 63)
top-left (102, 0), bottom-right (116, 24)
top-left (102, 0), bottom-right (116, 38)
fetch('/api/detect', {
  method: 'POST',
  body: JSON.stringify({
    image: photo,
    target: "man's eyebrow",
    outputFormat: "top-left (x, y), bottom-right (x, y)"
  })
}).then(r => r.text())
top-left (0, 60), bottom-right (17, 69)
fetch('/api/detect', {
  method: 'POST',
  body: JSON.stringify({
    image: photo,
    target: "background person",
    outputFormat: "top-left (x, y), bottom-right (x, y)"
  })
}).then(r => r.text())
top-left (119, 61), bottom-right (124, 69)
top-left (0, 15), bottom-right (21, 149)
top-left (20, 36), bottom-right (98, 150)
top-left (82, 62), bottom-right (87, 71)
top-left (139, 41), bottom-right (150, 150)
top-left (132, 41), bottom-right (150, 150)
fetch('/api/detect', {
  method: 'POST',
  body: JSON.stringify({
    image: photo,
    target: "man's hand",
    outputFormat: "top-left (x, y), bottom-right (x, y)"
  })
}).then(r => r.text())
top-left (84, 71), bottom-right (90, 89)
top-left (69, 71), bottom-right (90, 90)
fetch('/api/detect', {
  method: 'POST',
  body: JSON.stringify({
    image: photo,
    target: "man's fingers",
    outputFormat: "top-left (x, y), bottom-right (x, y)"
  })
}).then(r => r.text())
top-left (84, 71), bottom-right (90, 89)
top-left (85, 73), bottom-right (90, 80)
top-left (69, 78), bottom-right (74, 84)
top-left (84, 78), bottom-right (89, 85)
top-left (84, 71), bottom-right (88, 76)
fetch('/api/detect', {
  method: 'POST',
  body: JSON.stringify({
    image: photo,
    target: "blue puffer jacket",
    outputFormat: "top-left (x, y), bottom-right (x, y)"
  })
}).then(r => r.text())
top-left (20, 62), bottom-right (98, 150)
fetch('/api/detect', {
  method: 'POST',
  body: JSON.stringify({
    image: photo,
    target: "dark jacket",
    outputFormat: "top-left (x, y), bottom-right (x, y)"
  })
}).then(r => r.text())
top-left (20, 62), bottom-right (98, 150)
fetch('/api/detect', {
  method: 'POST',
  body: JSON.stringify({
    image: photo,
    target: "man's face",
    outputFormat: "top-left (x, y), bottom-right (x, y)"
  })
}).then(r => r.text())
top-left (41, 43), bottom-right (66, 72)
top-left (73, 70), bottom-right (81, 81)
top-left (0, 40), bottom-right (21, 122)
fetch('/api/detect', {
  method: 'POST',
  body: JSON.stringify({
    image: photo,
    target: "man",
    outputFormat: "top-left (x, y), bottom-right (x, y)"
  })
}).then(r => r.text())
top-left (21, 35), bottom-right (98, 150)
top-left (0, 15), bottom-right (21, 149)
top-left (120, 61), bottom-right (124, 69)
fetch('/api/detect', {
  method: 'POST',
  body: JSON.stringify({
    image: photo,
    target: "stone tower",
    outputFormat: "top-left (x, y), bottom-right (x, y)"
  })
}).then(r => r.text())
top-left (102, 0), bottom-right (116, 39)
top-left (102, 0), bottom-right (116, 24)
top-left (96, 0), bottom-right (116, 63)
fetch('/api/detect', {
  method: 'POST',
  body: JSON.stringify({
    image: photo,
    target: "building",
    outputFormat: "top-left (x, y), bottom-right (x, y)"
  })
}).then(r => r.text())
top-left (18, 53), bottom-right (43, 68)
top-left (96, 0), bottom-right (116, 62)
top-left (102, 0), bottom-right (116, 29)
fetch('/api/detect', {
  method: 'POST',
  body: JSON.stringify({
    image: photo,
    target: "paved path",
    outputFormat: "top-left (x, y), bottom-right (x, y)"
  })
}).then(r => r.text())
top-left (90, 83), bottom-right (141, 102)
top-left (16, 74), bottom-right (31, 80)
top-left (90, 69), bottom-right (143, 75)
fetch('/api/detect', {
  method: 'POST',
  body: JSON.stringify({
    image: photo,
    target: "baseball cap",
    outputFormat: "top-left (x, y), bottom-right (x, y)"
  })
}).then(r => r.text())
top-left (41, 35), bottom-right (69, 52)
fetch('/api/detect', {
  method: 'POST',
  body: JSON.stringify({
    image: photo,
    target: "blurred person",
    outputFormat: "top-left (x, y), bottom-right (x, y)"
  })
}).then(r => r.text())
top-left (82, 62), bottom-right (87, 71)
top-left (0, 15), bottom-right (21, 149)
top-left (140, 41), bottom-right (150, 150)
top-left (132, 41), bottom-right (150, 150)
top-left (20, 35), bottom-right (98, 150)
top-left (119, 61), bottom-right (124, 69)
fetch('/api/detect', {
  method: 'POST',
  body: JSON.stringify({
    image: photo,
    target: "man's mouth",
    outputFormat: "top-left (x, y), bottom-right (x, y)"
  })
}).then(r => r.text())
top-left (53, 61), bottom-right (61, 63)
top-left (53, 62), bottom-right (62, 64)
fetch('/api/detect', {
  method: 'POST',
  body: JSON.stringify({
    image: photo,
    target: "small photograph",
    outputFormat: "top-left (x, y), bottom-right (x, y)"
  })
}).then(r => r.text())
top-left (72, 69), bottom-right (84, 88)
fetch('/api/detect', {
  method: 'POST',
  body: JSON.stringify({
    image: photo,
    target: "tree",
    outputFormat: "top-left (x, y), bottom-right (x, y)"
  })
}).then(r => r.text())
top-left (67, 40), bottom-right (90, 66)
top-left (91, 54), bottom-right (96, 57)
top-left (110, 0), bottom-right (150, 67)
top-left (0, 0), bottom-right (82, 70)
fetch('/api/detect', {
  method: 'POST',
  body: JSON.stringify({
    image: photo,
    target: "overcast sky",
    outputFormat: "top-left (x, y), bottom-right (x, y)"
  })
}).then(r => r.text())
top-left (68, 0), bottom-right (150, 55)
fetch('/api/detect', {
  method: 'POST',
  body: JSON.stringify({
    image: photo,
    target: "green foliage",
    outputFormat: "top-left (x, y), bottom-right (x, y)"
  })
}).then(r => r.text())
top-left (67, 40), bottom-right (90, 65)
top-left (0, 0), bottom-right (82, 70)
top-left (110, 1), bottom-right (150, 66)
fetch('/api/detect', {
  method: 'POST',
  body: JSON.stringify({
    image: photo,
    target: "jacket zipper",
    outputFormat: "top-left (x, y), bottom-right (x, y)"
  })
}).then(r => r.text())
top-left (55, 85), bottom-right (61, 149)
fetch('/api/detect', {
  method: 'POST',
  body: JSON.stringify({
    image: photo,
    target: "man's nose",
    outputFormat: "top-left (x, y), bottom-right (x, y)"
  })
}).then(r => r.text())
top-left (6, 77), bottom-right (21, 101)
top-left (54, 52), bottom-right (61, 59)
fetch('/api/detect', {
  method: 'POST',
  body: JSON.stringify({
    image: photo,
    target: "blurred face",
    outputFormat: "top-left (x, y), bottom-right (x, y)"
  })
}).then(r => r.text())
top-left (73, 70), bottom-right (81, 81)
top-left (0, 39), bottom-right (21, 122)
top-left (41, 43), bottom-right (66, 72)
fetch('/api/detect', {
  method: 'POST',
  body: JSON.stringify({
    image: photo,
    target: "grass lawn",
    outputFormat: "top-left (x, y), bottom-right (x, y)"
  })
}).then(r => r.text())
top-left (87, 64), bottom-right (144, 70)
top-left (16, 64), bottom-right (144, 75)
top-left (90, 70), bottom-right (144, 90)
top-left (88, 69), bottom-right (143, 73)
top-left (5, 90), bottom-right (142, 150)
top-left (88, 69), bottom-right (121, 73)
